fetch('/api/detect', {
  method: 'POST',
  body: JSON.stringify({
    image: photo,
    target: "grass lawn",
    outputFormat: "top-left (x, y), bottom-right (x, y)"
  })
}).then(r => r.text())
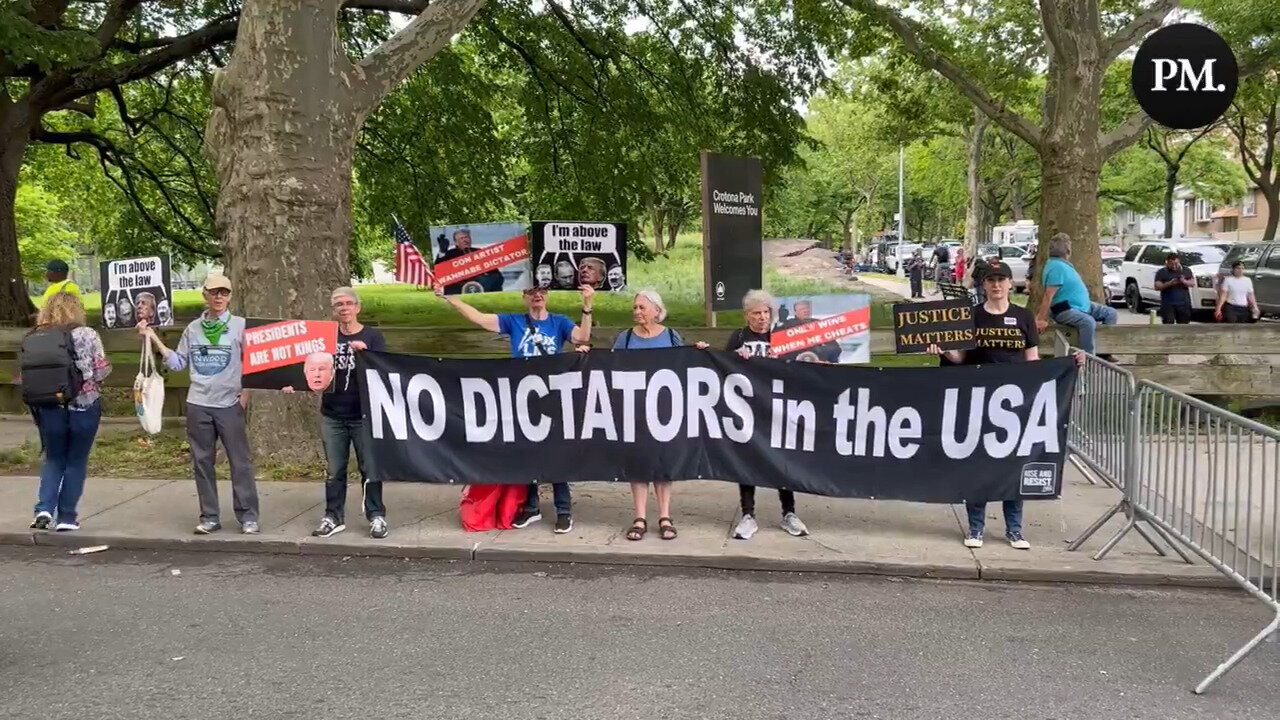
top-left (50, 235), bottom-right (899, 328)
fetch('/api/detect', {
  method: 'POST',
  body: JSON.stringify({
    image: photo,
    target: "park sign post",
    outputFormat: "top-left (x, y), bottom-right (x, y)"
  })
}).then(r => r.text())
top-left (701, 151), bottom-right (763, 325)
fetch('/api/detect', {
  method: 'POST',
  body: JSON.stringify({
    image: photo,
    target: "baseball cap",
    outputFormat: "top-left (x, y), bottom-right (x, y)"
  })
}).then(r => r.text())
top-left (46, 259), bottom-right (69, 273)
top-left (203, 274), bottom-right (232, 291)
top-left (984, 262), bottom-right (1013, 279)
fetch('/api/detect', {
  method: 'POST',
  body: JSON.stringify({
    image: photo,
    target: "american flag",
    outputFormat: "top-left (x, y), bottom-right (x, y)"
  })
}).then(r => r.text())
top-left (393, 217), bottom-right (433, 287)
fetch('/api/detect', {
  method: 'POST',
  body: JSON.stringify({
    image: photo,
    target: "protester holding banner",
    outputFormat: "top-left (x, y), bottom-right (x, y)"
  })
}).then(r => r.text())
top-left (311, 287), bottom-right (388, 540)
top-left (929, 262), bottom-right (1037, 550)
top-left (725, 290), bottom-right (809, 540)
top-left (613, 290), bottom-right (694, 541)
top-left (436, 280), bottom-right (594, 533)
top-left (139, 274), bottom-right (258, 535)
top-left (25, 293), bottom-right (111, 532)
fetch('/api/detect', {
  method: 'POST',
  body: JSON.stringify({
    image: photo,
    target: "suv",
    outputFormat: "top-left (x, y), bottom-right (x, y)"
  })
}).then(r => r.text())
top-left (1118, 240), bottom-right (1234, 314)
top-left (1218, 242), bottom-right (1280, 317)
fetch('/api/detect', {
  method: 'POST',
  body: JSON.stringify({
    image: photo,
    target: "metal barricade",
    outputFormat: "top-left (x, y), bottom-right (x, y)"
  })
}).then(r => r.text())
top-left (1126, 380), bottom-right (1280, 694)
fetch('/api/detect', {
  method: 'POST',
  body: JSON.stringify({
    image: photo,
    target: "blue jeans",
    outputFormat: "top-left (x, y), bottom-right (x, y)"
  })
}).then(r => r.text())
top-left (966, 500), bottom-right (1023, 537)
top-left (1052, 303), bottom-right (1117, 354)
top-left (524, 482), bottom-right (571, 515)
top-left (321, 415), bottom-right (384, 523)
top-left (33, 400), bottom-right (102, 524)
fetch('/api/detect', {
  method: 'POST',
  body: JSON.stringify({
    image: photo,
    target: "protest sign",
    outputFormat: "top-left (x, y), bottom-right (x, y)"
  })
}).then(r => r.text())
top-left (99, 256), bottom-right (172, 329)
top-left (358, 349), bottom-right (1075, 502)
top-left (242, 319), bottom-right (339, 391)
top-left (701, 152), bottom-right (762, 316)
top-left (530, 221), bottom-right (627, 291)
top-left (893, 299), bottom-right (977, 353)
top-left (428, 222), bottom-right (531, 294)
top-left (770, 294), bottom-right (872, 364)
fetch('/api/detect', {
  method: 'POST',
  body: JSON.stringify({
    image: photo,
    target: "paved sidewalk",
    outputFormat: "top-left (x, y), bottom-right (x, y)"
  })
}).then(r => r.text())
top-left (0, 468), bottom-right (1229, 587)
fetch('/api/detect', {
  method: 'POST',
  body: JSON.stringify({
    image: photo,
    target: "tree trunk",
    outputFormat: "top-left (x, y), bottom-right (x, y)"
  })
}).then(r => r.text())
top-left (1163, 167), bottom-right (1177, 239)
top-left (0, 105), bottom-right (37, 325)
top-left (1263, 186), bottom-right (1279, 241)
top-left (963, 106), bottom-right (989, 282)
top-left (666, 214), bottom-right (679, 249)
top-left (1009, 174), bottom-right (1025, 221)
top-left (205, 0), bottom-right (358, 465)
top-left (649, 202), bottom-right (665, 255)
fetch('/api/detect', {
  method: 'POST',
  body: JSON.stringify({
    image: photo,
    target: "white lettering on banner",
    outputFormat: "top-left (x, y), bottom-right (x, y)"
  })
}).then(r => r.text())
top-left (721, 374), bottom-right (754, 442)
top-left (362, 366), bottom-right (1065, 460)
top-left (515, 375), bottom-right (551, 442)
top-left (548, 372), bottom-right (583, 440)
top-left (611, 371), bottom-right (646, 442)
top-left (406, 374), bottom-right (445, 441)
top-left (645, 369), bottom-right (684, 443)
top-left (582, 370), bottom-right (618, 441)
top-left (368, 371), bottom-right (407, 440)
top-left (461, 378), bottom-right (498, 442)
top-left (685, 367), bottom-right (723, 439)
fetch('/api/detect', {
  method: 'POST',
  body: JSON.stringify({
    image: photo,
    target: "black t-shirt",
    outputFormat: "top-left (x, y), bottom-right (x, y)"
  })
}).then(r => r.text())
top-left (725, 327), bottom-right (772, 357)
top-left (321, 326), bottom-right (388, 420)
top-left (933, 246), bottom-right (951, 264)
top-left (966, 304), bottom-right (1037, 365)
top-left (1154, 266), bottom-right (1193, 307)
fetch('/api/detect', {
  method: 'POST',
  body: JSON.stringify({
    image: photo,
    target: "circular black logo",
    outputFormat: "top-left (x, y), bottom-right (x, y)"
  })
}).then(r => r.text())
top-left (1131, 23), bottom-right (1237, 130)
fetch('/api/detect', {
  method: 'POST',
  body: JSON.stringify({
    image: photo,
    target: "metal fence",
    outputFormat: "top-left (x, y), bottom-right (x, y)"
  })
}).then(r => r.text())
top-left (1063, 346), bottom-right (1280, 694)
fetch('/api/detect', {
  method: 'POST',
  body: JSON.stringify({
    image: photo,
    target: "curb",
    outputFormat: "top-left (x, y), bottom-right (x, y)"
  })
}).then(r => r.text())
top-left (0, 530), bottom-right (1235, 589)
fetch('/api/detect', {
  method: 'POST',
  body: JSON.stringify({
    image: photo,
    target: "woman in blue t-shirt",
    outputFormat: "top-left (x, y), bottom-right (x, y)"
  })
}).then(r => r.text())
top-left (612, 290), bottom-right (706, 541)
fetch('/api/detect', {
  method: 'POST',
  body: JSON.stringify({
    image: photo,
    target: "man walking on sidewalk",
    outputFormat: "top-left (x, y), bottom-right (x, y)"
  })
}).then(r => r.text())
top-left (139, 274), bottom-right (258, 535)
top-left (436, 281), bottom-right (594, 533)
top-left (310, 287), bottom-right (388, 539)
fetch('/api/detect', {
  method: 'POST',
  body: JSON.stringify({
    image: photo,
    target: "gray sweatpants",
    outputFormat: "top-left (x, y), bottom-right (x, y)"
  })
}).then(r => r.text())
top-left (186, 403), bottom-right (258, 524)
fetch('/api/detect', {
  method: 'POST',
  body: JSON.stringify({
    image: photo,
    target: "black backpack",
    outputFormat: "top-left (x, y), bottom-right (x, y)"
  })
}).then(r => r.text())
top-left (19, 326), bottom-right (83, 406)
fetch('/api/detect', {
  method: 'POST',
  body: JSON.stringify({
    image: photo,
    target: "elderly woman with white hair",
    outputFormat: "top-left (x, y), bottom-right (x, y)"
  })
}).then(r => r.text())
top-left (613, 289), bottom-right (706, 540)
top-left (724, 289), bottom-right (809, 540)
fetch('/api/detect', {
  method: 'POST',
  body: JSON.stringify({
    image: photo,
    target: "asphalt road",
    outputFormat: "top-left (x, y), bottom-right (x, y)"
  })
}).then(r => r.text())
top-left (1, 548), bottom-right (1276, 720)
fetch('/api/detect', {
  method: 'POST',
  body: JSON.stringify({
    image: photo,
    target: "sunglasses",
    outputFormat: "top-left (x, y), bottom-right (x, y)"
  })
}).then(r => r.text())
top-left (523, 288), bottom-right (548, 297)
top-left (205, 288), bottom-right (231, 297)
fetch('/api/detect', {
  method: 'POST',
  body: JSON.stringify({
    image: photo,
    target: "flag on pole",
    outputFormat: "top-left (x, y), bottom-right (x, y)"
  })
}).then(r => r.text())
top-left (393, 216), bottom-right (433, 287)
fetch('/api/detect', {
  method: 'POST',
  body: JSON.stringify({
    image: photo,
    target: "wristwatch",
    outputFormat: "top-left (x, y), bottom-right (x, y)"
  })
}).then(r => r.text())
top-left (581, 308), bottom-right (593, 315)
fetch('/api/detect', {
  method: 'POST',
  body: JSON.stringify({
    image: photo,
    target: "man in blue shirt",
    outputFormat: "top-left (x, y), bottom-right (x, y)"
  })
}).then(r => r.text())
top-left (1033, 233), bottom-right (1117, 354)
top-left (437, 281), bottom-right (594, 533)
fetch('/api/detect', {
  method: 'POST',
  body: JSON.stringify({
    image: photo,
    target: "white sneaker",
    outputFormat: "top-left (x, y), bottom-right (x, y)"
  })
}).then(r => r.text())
top-left (1007, 532), bottom-right (1031, 550)
top-left (732, 513), bottom-right (758, 540)
top-left (54, 521), bottom-right (80, 532)
top-left (781, 512), bottom-right (809, 537)
top-left (963, 533), bottom-right (983, 548)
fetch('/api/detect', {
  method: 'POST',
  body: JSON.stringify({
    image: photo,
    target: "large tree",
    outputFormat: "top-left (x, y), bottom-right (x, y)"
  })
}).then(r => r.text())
top-left (825, 0), bottom-right (1178, 302)
top-left (1225, 67), bottom-right (1279, 241)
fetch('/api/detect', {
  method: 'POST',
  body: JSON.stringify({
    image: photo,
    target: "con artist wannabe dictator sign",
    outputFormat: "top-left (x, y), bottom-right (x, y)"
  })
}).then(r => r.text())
top-left (358, 349), bottom-right (1076, 502)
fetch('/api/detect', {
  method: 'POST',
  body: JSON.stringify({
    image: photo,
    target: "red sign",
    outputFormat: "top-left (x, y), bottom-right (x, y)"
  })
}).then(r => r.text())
top-left (433, 235), bottom-right (530, 286)
top-left (769, 307), bottom-right (872, 357)
top-left (243, 320), bottom-right (339, 374)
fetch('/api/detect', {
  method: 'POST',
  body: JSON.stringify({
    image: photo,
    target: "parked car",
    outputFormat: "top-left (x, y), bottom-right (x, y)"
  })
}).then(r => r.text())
top-left (1218, 242), bottom-right (1280, 318)
top-left (884, 243), bottom-right (923, 273)
top-left (1102, 257), bottom-right (1125, 305)
top-left (1100, 244), bottom-right (1125, 259)
top-left (1118, 240), bottom-right (1235, 314)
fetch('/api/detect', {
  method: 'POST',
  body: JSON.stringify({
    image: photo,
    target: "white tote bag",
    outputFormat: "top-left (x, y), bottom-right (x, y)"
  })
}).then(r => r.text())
top-left (134, 334), bottom-right (165, 434)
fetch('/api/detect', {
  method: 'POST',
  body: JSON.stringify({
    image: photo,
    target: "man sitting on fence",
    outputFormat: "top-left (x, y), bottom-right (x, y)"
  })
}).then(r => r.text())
top-left (1033, 233), bottom-right (1117, 354)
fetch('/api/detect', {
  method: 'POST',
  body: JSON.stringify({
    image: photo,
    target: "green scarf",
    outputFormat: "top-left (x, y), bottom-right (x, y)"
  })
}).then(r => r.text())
top-left (200, 316), bottom-right (229, 346)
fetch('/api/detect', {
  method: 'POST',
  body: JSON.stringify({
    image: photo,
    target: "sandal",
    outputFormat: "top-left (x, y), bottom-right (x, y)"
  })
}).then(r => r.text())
top-left (658, 517), bottom-right (677, 540)
top-left (625, 518), bottom-right (647, 541)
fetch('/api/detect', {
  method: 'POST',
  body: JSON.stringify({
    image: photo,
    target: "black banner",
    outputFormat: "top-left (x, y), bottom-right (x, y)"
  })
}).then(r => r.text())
top-left (358, 349), bottom-right (1075, 503)
top-left (701, 152), bottom-right (763, 312)
top-left (893, 299), bottom-right (977, 353)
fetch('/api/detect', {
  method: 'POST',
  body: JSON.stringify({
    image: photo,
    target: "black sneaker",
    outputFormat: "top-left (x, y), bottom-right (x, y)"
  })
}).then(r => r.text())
top-left (554, 514), bottom-right (573, 534)
top-left (511, 508), bottom-right (541, 529)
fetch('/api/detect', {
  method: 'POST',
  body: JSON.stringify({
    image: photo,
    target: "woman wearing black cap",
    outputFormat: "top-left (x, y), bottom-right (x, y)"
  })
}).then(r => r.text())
top-left (928, 261), bottom-right (1040, 551)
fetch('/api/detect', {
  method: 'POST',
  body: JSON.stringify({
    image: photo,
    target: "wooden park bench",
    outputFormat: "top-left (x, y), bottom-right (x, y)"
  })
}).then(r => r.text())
top-left (937, 281), bottom-right (975, 304)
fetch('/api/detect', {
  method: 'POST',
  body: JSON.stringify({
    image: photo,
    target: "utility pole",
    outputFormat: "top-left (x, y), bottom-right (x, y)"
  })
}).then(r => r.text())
top-left (896, 144), bottom-right (905, 278)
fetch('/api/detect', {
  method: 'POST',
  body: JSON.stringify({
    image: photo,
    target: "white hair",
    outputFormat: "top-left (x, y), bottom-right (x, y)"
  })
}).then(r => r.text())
top-left (331, 286), bottom-right (360, 304)
top-left (634, 289), bottom-right (667, 322)
top-left (305, 352), bottom-right (334, 367)
top-left (741, 289), bottom-right (775, 313)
